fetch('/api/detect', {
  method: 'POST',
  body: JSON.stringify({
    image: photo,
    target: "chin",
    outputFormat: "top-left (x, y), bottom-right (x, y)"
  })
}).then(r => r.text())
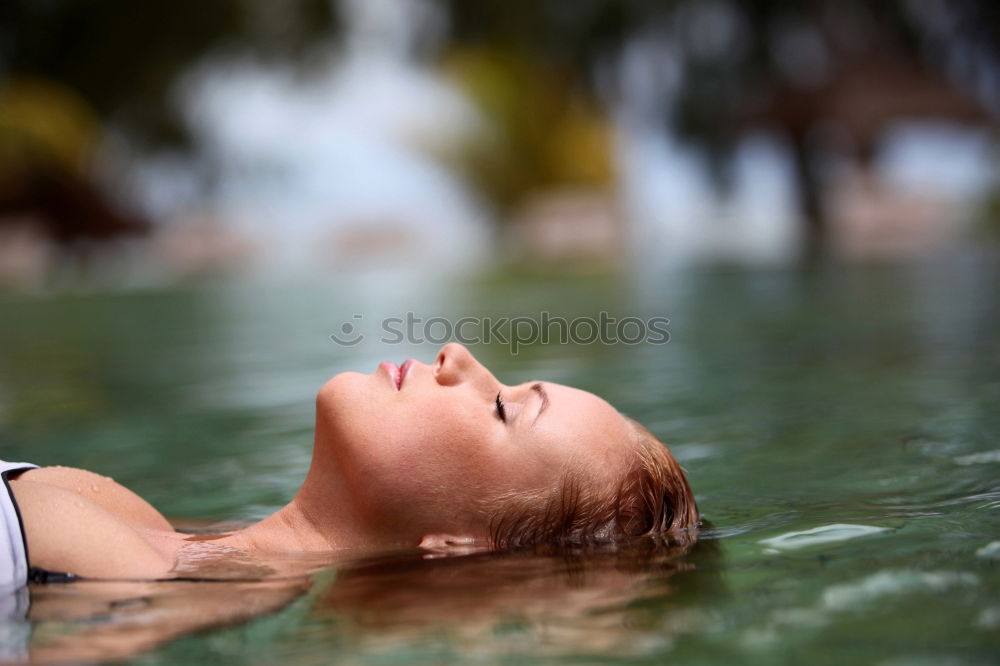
top-left (316, 369), bottom-right (401, 455)
top-left (316, 371), bottom-right (370, 423)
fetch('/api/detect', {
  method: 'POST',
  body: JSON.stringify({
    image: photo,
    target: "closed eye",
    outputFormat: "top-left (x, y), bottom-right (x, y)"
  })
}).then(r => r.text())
top-left (495, 392), bottom-right (507, 423)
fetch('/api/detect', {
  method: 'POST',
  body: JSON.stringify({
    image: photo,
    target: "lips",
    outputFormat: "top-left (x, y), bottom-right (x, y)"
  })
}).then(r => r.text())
top-left (380, 359), bottom-right (416, 390)
top-left (379, 361), bottom-right (400, 389)
top-left (398, 359), bottom-right (415, 389)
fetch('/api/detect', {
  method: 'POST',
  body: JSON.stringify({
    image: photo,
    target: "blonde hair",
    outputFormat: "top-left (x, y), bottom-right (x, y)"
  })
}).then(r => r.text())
top-left (489, 418), bottom-right (699, 549)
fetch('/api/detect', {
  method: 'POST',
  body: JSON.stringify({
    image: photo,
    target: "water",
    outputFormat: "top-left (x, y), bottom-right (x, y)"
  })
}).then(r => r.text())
top-left (1, 256), bottom-right (999, 664)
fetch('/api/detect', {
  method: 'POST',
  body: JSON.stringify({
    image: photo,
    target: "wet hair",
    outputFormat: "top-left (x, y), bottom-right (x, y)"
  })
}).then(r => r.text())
top-left (489, 418), bottom-right (699, 550)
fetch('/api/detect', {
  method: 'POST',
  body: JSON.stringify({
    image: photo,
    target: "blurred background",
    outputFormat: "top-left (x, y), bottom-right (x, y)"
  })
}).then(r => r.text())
top-left (1, 0), bottom-right (997, 285)
top-left (3, 3), bottom-right (1000, 663)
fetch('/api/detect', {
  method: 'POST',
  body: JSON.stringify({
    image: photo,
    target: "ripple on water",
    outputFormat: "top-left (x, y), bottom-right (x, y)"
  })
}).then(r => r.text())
top-left (759, 523), bottom-right (891, 552)
top-left (743, 569), bottom-right (980, 649)
top-left (667, 442), bottom-right (720, 462)
top-left (869, 490), bottom-right (1000, 515)
top-left (700, 509), bottom-right (801, 540)
top-left (820, 570), bottom-right (979, 611)
top-left (953, 449), bottom-right (1000, 466)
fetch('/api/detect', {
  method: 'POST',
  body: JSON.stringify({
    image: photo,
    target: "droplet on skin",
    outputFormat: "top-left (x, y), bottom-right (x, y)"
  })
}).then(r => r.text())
top-left (90, 484), bottom-right (100, 492)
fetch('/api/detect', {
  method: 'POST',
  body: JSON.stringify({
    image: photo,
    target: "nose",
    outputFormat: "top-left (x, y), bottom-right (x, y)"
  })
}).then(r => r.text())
top-left (433, 342), bottom-right (497, 390)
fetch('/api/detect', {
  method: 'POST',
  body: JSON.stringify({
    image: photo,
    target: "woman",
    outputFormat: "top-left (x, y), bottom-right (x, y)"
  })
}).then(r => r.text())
top-left (2, 343), bottom-right (698, 586)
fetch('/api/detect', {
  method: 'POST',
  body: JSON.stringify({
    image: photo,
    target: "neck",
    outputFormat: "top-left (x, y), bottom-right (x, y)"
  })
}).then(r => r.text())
top-left (227, 429), bottom-right (384, 554)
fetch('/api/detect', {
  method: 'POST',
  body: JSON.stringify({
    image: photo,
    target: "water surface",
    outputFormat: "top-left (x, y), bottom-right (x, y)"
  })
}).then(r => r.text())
top-left (1, 257), bottom-right (998, 664)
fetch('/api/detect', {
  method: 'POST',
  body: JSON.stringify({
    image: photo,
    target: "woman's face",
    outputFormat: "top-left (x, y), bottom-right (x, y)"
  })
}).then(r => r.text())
top-left (316, 343), bottom-right (634, 542)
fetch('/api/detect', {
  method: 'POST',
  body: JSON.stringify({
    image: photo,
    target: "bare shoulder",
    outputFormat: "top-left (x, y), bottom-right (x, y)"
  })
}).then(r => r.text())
top-left (10, 477), bottom-right (174, 579)
top-left (17, 465), bottom-right (174, 532)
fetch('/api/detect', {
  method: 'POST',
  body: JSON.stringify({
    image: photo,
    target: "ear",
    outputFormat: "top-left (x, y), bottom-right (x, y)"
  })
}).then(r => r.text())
top-left (418, 534), bottom-right (488, 557)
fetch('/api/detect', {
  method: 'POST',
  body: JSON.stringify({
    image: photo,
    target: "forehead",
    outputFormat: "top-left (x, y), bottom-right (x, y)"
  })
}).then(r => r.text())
top-left (519, 382), bottom-right (632, 470)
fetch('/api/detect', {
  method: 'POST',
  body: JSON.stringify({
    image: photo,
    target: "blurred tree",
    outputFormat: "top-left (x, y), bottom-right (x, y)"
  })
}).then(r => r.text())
top-left (0, 77), bottom-right (147, 246)
top-left (442, 0), bottom-right (1000, 261)
top-left (441, 47), bottom-right (614, 212)
top-left (0, 0), bottom-right (340, 246)
top-left (0, 0), bottom-right (339, 150)
top-left (2, 0), bottom-right (996, 260)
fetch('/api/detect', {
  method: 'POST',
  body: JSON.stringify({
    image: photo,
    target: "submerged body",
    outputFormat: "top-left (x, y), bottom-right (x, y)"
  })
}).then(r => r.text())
top-left (5, 343), bottom-right (697, 582)
top-left (7, 462), bottom-right (374, 581)
top-left (10, 465), bottom-right (214, 580)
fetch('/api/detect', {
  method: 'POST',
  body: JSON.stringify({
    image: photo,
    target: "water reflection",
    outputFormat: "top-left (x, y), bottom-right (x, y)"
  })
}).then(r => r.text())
top-left (17, 539), bottom-right (721, 664)
top-left (307, 539), bottom-right (722, 661)
top-left (24, 578), bottom-right (309, 664)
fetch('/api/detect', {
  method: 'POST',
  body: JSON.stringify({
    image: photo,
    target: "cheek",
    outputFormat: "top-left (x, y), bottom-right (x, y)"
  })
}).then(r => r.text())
top-left (318, 380), bottom-right (516, 524)
top-left (361, 410), bottom-right (501, 508)
top-left (375, 412), bottom-right (480, 482)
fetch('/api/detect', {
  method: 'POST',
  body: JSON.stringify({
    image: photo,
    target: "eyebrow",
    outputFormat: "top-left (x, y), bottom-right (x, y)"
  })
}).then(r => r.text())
top-left (530, 382), bottom-right (549, 426)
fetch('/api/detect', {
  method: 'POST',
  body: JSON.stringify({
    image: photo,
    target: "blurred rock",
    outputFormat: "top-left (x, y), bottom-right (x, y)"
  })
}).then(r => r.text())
top-left (0, 218), bottom-right (53, 289)
top-left (827, 169), bottom-right (956, 260)
top-left (318, 221), bottom-right (424, 269)
top-left (506, 188), bottom-right (624, 265)
top-left (152, 216), bottom-right (260, 280)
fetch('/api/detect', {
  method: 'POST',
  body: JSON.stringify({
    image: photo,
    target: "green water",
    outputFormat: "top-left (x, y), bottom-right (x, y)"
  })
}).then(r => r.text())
top-left (2, 257), bottom-right (999, 664)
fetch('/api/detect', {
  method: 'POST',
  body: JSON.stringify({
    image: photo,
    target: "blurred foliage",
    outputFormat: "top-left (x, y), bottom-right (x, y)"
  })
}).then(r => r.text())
top-left (443, 0), bottom-right (1000, 257)
top-left (442, 47), bottom-right (614, 212)
top-left (0, 0), bottom-right (340, 151)
top-left (0, 78), bottom-right (99, 176)
top-left (444, 0), bottom-right (998, 167)
top-left (0, 76), bottom-right (141, 247)
top-left (1, 0), bottom-right (997, 257)
top-left (0, 0), bottom-right (340, 247)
